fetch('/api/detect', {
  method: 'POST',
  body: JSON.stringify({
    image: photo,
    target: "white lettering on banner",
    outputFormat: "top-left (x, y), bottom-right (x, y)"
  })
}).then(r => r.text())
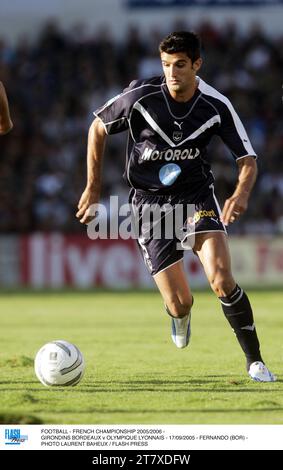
top-left (101, 246), bottom-right (136, 288)
top-left (66, 247), bottom-right (101, 288)
top-left (26, 234), bottom-right (155, 288)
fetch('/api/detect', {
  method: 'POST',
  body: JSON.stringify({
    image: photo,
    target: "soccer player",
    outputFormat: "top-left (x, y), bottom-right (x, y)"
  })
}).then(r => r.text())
top-left (77, 31), bottom-right (275, 382)
top-left (0, 81), bottom-right (13, 135)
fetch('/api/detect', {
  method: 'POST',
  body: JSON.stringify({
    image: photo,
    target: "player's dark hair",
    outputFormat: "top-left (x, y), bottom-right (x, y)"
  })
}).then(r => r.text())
top-left (159, 31), bottom-right (201, 63)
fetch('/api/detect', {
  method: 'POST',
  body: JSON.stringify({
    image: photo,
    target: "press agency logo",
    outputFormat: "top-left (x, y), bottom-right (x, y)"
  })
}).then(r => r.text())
top-left (5, 428), bottom-right (28, 445)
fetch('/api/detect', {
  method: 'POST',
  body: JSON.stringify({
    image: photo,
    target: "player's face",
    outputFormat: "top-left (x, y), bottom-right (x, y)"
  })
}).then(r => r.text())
top-left (161, 52), bottom-right (201, 99)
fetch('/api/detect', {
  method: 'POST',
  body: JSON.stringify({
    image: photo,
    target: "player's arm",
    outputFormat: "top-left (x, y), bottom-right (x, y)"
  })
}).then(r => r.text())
top-left (221, 156), bottom-right (257, 225)
top-left (0, 81), bottom-right (13, 134)
top-left (76, 117), bottom-right (107, 224)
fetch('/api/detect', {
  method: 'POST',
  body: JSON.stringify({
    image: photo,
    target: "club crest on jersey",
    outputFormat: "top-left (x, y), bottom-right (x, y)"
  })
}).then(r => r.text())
top-left (173, 131), bottom-right (183, 142)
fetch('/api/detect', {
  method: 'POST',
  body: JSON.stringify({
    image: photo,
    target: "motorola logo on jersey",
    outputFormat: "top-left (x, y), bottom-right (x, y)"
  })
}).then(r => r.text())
top-left (140, 147), bottom-right (200, 162)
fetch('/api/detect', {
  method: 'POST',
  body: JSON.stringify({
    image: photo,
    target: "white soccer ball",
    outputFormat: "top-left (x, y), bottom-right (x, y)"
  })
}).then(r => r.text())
top-left (34, 340), bottom-right (85, 387)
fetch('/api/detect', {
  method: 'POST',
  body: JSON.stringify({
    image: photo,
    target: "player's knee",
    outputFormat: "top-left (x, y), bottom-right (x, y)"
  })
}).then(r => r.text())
top-left (209, 272), bottom-right (235, 297)
top-left (166, 296), bottom-right (192, 318)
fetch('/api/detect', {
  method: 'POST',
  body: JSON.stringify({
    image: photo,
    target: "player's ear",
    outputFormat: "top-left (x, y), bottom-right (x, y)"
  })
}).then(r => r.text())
top-left (192, 58), bottom-right (202, 72)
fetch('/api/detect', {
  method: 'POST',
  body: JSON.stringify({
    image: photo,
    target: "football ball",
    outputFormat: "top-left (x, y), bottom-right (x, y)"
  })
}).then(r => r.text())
top-left (34, 340), bottom-right (85, 387)
top-left (34, 340), bottom-right (85, 386)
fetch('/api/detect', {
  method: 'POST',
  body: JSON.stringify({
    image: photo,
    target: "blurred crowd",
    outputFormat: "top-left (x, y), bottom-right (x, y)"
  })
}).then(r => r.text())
top-left (0, 19), bottom-right (283, 234)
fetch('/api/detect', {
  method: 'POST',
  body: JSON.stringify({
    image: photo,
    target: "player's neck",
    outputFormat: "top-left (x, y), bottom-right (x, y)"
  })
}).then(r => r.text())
top-left (168, 78), bottom-right (199, 103)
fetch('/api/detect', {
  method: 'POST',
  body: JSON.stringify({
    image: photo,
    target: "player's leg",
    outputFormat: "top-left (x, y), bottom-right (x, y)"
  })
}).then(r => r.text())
top-left (153, 259), bottom-right (193, 348)
top-left (130, 188), bottom-right (194, 349)
top-left (194, 231), bottom-right (276, 381)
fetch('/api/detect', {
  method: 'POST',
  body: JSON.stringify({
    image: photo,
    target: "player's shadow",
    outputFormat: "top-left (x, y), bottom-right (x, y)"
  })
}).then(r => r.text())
top-left (35, 377), bottom-right (280, 394)
top-left (78, 377), bottom-right (282, 393)
top-left (0, 376), bottom-right (281, 393)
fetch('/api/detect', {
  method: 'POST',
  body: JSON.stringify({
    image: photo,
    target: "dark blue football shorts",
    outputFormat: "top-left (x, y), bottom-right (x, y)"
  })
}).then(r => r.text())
top-left (129, 184), bottom-right (227, 276)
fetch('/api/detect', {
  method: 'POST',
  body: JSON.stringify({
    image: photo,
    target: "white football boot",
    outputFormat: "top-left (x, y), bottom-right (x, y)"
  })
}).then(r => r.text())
top-left (171, 311), bottom-right (191, 349)
top-left (248, 361), bottom-right (276, 382)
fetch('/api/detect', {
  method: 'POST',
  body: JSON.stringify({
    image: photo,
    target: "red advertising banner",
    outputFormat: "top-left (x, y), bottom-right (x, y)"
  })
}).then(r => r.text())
top-left (11, 234), bottom-right (283, 288)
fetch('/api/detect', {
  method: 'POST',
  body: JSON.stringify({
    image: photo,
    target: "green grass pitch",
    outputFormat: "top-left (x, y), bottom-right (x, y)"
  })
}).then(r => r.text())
top-left (0, 290), bottom-right (282, 424)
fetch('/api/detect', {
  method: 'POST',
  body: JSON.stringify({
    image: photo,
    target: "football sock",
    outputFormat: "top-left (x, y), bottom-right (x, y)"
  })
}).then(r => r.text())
top-left (219, 285), bottom-right (263, 370)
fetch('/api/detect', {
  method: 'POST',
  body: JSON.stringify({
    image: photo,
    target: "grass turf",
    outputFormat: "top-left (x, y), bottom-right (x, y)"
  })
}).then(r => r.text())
top-left (0, 290), bottom-right (282, 424)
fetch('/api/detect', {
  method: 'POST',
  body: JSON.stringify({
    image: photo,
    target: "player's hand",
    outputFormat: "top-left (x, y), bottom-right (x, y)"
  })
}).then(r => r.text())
top-left (76, 186), bottom-right (100, 224)
top-left (221, 192), bottom-right (249, 226)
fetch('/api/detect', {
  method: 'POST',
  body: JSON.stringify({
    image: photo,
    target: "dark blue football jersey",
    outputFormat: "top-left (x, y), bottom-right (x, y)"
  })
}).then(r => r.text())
top-left (94, 76), bottom-right (256, 195)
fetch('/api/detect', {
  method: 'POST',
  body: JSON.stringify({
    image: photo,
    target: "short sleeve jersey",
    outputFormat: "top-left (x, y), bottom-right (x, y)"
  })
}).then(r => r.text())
top-left (94, 76), bottom-right (256, 195)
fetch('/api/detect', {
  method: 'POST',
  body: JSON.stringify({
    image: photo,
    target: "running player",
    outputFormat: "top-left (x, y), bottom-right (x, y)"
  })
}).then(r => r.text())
top-left (77, 31), bottom-right (275, 382)
top-left (0, 81), bottom-right (13, 135)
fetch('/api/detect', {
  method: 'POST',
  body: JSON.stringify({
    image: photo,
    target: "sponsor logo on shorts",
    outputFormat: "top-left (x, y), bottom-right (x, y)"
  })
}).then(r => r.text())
top-left (187, 209), bottom-right (217, 224)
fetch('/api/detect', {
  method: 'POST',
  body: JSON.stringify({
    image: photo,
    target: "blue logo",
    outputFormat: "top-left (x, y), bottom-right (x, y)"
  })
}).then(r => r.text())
top-left (5, 429), bottom-right (28, 445)
top-left (159, 163), bottom-right (181, 186)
